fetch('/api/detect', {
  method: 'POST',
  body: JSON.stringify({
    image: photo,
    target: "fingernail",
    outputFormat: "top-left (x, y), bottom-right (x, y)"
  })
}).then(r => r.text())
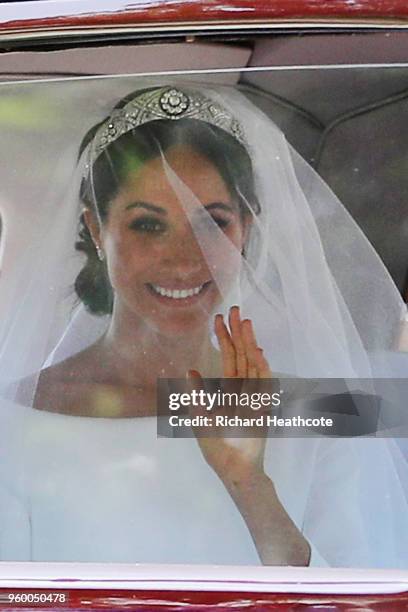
top-left (188, 369), bottom-right (201, 379)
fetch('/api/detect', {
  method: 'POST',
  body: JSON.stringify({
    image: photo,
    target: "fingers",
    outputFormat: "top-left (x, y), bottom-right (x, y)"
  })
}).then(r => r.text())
top-left (214, 307), bottom-right (272, 379)
top-left (215, 313), bottom-right (237, 377)
top-left (229, 306), bottom-right (247, 377)
top-left (255, 348), bottom-right (273, 379)
top-left (242, 318), bottom-right (261, 378)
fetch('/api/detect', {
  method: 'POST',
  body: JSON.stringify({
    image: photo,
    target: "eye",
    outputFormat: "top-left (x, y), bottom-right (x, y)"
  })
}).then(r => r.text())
top-left (211, 215), bottom-right (230, 229)
top-left (129, 216), bottom-right (166, 234)
top-left (194, 214), bottom-right (232, 232)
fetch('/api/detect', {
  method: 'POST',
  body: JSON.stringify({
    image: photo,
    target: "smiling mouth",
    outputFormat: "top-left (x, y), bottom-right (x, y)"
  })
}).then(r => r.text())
top-left (147, 282), bottom-right (210, 300)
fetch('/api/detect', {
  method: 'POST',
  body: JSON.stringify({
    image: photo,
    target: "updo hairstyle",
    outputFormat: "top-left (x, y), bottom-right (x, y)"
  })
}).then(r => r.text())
top-left (75, 88), bottom-right (260, 315)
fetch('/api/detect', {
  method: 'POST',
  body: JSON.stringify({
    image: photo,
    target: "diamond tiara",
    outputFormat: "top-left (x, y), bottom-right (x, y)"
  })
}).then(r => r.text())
top-left (84, 86), bottom-right (246, 174)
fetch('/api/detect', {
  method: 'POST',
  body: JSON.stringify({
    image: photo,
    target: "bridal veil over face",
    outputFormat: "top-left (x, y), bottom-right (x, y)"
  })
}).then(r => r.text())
top-left (0, 78), bottom-right (406, 566)
top-left (1, 81), bottom-right (404, 390)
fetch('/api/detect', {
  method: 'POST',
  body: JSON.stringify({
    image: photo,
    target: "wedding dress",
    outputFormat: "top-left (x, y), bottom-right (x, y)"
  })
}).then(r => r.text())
top-left (1, 398), bottom-right (404, 567)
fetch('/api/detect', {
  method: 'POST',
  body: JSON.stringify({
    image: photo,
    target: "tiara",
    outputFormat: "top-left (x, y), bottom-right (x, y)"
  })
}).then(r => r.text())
top-left (84, 86), bottom-right (246, 173)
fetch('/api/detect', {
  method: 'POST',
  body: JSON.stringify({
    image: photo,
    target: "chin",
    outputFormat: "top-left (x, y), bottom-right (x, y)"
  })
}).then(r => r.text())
top-left (151, 311), bottom-right (211, 339)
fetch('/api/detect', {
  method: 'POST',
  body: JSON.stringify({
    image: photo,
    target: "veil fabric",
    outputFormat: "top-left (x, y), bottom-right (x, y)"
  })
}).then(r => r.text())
top-left (0, 76), bottom-right (406, 567)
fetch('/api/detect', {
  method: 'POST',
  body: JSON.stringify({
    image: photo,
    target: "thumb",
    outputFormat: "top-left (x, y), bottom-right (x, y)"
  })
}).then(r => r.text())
top-left (186, 369), bottom-right (204, 392)
top-left (187, 369), bottom-right (202, 380)
top-left (186, 369), bottom-right (204, 417)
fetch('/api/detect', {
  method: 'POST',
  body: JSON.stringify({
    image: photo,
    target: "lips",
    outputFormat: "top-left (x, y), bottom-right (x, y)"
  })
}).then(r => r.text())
top-left (146, 281), bottom-right (211, 303)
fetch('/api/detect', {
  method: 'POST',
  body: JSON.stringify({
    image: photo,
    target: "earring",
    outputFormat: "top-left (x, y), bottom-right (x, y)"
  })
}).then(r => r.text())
top-left (96, 245), bottom-right (105, 261)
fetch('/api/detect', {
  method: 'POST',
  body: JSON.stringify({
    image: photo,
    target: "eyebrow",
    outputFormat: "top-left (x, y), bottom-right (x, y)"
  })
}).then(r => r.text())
top-left (125, 201), bottom-right (235, 214)
top-left (204, 203), bottom-right (235, 213)
top-left (125, 202), bottom-right (167, 214)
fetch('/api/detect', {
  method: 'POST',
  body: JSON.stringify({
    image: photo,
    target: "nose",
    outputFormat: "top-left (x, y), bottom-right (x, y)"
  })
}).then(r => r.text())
top-left (162, 225), bottom-right (205, 279)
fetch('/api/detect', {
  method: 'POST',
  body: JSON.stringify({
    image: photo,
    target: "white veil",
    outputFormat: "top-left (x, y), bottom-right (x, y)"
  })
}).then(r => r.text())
top-left (0, 77), bottom-right (406, 567)
top-left (0, 79), bottom-right (404, 382)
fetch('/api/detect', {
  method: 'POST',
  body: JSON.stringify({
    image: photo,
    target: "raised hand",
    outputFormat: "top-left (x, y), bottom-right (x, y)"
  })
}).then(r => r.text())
top-left (187, 305), bottom-right (273, 479)
top-left (187, 306), bottom-right (310, 566)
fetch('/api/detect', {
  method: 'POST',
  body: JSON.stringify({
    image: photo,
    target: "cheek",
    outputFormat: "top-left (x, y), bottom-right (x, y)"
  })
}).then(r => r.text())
top-left (204, 224), bottom-right (245, 288)
top-left (103, 229), bottom-right (148, 288)
top-left (216, 223), bottom-right (244, 259)
top-left (227, 222), bottom-right (245, 249)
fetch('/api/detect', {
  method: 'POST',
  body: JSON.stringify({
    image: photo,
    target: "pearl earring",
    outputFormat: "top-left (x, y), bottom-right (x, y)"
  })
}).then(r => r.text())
top-left (96, 245), bottom-right (105, 261)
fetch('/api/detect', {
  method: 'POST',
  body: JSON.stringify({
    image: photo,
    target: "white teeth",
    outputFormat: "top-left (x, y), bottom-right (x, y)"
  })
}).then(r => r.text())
top-left (151, 284), bottom-right (205, 299)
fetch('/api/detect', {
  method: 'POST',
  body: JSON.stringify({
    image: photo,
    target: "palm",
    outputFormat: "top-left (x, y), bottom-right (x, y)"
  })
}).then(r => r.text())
top-left (189, 306), bottom-right (272, 480)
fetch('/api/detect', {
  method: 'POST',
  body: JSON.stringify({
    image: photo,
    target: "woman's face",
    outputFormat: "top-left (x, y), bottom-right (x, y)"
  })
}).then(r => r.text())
top-left (87, 144), bottom-right (249, 337)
